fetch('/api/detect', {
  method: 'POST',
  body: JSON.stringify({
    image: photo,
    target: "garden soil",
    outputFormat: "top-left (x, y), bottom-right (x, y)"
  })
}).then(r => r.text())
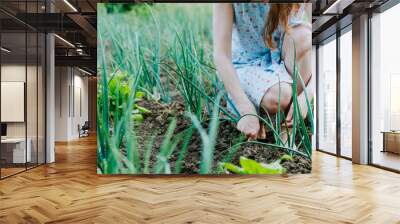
top-left (132, 98), bottom-right (311, 174)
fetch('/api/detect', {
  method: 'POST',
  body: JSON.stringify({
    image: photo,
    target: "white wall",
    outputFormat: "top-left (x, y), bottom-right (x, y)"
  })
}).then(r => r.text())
top-left (1, 65), bottom-right (26, 139)
top-left (55, 66), bottom-right (69, 141)
top-left (0, 65), bottom-right (38, 138)
top-left (1, 65), bottom-right (25, 82)
top-left (1, 63), bottom-right (46, 164)
top-left (72, 73), bottom-right (89, 138)
top-left (54, 67), bottom-right (89, 141)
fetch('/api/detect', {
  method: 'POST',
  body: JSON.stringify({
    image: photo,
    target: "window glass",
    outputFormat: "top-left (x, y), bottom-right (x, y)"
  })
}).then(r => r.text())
top-left (317, 37), bottom-right (337, 154)
top-left (371, 3), bottom-right (400, 171)
top-left (1, 30), bottom-right (28, 178)
top-left (340, 30), bottom-right (352, 158)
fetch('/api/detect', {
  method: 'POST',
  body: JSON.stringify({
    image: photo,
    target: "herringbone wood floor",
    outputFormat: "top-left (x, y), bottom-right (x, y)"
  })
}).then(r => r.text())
top-left (1, 135), bottom-right (400, 224)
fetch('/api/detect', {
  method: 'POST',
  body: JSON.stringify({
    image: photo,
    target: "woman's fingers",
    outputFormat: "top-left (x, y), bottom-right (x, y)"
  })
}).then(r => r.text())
top-left (236, 115), bottom-right (260, 141)
top-left (258, 124), bottom-right (266, 139)
top-left (247, 128), bottom-right (259, 140)
top-left (247, 135), bottom-right (257, 141)
top-left (237, 126), bottom-right (256, 140)
top-left (244, 128), bottom-right (258, 141)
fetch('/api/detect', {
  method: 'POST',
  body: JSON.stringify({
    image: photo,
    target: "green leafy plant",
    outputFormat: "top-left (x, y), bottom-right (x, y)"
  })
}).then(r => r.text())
top-left (169, 30), bottom-right (205, 117)
top-left (220, 155), bottom-right (293, 175)
top-left (174, 125), bottom-right (194, 174)
top-left (104, 3), bottom-right (135, 14)
top-left (187, 92), bottom-right (223, 174)
top-left (104, 72), bottom-right (151, 124)
top-left (97, 3), bottom-right (314, 175)
top-left (153, 118), bottom-right (181, 174)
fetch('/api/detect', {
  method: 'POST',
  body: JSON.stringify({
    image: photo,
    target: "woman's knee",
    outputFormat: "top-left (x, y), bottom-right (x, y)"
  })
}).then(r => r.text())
top-left (261, 83), bottom-right (292, 114)
top-left (282, 24), bottom-right (311, 60)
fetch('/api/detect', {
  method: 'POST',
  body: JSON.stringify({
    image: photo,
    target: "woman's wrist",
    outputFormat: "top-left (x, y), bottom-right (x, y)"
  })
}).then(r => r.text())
top-left (237, 101), bottom-right (257, 116)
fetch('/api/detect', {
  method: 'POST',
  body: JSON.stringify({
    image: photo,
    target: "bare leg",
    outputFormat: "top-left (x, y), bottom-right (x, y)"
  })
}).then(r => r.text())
top-left (282, 24), bottom-right (312, 94)
top-left (260, 82), bottom-right (292, 145)
top-left (281, 24), bottom-right (313, 142)
top-left (260, 82), bottom-right (292, 115)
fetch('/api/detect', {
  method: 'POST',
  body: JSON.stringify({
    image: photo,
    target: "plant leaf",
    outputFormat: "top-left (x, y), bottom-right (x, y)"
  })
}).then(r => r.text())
top-left (221, 162), bottom-right (245, 174)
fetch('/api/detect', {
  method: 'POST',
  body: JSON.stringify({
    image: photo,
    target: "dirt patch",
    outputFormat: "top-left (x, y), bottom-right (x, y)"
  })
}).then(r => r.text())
top-left (133, 98), bottom-right (311, 174)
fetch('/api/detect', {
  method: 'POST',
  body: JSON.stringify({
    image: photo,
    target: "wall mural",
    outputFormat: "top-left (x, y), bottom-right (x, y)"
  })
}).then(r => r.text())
top-left (97, 3), bottom-right (314, 175)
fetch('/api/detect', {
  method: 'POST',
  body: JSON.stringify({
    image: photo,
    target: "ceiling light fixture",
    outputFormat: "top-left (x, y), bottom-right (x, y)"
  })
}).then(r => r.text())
top-left (54, 34), bottom-right (75, 48)
top-left (323, 0), bottom-right (355, 15)
top-left (63, 0), bottom-right (78, 12)
top-left (1, 47), bottom-right (11, 53)
top-left (78, 67), bottom-right (94, 76)
top-left (76, 48), bottom-right (85, 55)
top-left (323, 0), bottom-right (343, 14)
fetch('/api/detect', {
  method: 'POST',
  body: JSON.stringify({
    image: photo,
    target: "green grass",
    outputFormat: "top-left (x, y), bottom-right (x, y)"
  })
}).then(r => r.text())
top-left (97, 3), bottom-right (314, 175)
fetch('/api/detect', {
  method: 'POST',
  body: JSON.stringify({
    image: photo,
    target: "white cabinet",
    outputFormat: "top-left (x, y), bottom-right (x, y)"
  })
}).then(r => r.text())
top-left (1, 138), bottom-right (32, 163)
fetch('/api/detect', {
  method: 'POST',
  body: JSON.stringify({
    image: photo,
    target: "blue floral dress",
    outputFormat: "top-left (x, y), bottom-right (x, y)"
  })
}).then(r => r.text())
top-left (227, 3), bottom-right (307, 115)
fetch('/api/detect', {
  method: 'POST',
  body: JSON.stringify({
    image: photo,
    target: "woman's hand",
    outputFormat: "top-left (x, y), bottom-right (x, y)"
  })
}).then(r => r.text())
top-left (237, 115), bottom-right (260, 140)
top-left (285, 92), bottom-right (309, 127)
top-left (236, 107), bottom-right (266, 140)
